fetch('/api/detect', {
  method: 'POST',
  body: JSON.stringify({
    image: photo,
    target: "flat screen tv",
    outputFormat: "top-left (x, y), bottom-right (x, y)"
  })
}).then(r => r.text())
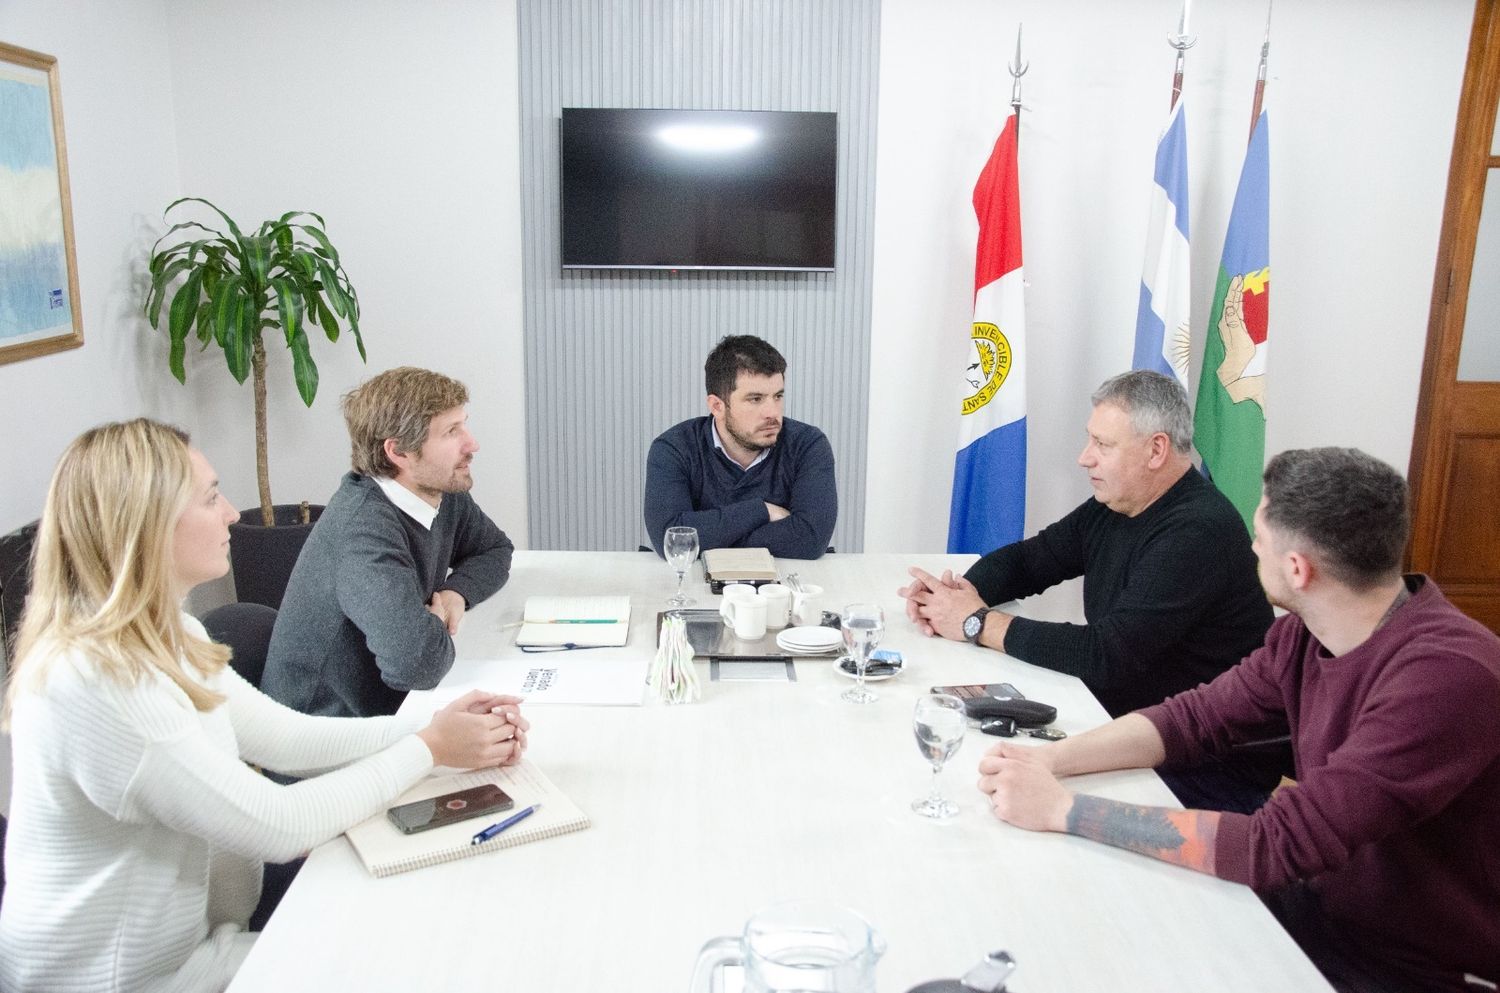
top-left (560, 108), bottom-right (837, 271)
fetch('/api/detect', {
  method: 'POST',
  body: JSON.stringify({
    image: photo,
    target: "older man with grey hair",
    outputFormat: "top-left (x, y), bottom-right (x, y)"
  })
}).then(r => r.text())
top-left (902, 370), bottom-right (1274, 806)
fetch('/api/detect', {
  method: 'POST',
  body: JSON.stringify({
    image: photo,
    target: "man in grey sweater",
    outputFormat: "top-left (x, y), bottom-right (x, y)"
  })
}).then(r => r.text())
top-left (261, 367), bottom-right (514, 718)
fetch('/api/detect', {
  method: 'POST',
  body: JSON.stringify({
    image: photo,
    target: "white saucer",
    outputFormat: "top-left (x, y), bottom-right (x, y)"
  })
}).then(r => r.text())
top-left (777, 626), bottom-right (844, 653)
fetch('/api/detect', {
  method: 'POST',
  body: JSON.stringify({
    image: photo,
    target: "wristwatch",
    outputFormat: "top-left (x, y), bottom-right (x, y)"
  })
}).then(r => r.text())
top-left (963, 606), bottom-right (993, 645)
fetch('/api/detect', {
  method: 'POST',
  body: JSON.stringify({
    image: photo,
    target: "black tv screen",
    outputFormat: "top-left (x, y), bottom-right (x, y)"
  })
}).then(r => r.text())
top-left (560, 108), bottom-right (837, 271)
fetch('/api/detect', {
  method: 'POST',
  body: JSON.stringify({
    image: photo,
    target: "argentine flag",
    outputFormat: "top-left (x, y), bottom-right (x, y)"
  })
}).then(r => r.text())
top-left (1132, 98), bottom-right (1191, 387)
top-left (949, 112), bottom-right (1026, 554)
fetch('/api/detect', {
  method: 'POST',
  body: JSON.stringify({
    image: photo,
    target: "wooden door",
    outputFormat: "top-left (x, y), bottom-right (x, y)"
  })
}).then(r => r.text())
top-left (1409, 0), bottom-right (1500, 633)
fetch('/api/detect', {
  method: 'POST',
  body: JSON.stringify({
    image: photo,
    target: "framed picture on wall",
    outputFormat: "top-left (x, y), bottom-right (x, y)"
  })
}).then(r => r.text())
top-left (0, 41), bottom-right (82, 366)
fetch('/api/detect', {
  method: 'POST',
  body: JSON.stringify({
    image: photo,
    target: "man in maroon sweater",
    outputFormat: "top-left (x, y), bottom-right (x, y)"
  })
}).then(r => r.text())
top-left (978, 448), bottom-right (1500, 993)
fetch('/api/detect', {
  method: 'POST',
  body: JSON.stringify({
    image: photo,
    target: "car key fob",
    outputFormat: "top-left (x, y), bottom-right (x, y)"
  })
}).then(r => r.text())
top-left (980, 717), bottom-right (1018, 737)
top-left (964, 697), bottom-right (1058, 727)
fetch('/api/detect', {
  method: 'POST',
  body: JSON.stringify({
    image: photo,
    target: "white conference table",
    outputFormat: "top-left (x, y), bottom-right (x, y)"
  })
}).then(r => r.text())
top-left (228, 551), bottom-right (1331, 993)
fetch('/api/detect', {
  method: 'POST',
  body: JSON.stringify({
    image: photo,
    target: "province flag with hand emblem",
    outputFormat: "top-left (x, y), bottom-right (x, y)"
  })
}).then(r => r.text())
top-left (1195, 111), bottom-right (1270, 531)
top-left (948, 111), bottom-right (1027, 554)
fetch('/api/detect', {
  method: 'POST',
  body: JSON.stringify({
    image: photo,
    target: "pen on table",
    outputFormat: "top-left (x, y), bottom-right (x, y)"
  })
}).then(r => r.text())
top-left (471, 803), bottom-right (542, 846)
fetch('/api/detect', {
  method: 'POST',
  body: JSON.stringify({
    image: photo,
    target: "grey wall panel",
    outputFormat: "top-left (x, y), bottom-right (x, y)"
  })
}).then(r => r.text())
top-left (518, 0), bottom-right (878, 553)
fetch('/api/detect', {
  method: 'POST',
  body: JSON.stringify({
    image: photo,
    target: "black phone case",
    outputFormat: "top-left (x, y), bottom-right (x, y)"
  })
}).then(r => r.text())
top-left (963, 696), bottom-right (1057, 727)
top-left (386, 786), bottom-right (513, 835)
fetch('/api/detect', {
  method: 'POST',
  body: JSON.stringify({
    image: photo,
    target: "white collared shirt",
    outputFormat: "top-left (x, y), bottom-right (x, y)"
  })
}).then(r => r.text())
top-left (374, 476), bottom-right (439, 530)
top-left (711, 421), bottom-right (769, 472)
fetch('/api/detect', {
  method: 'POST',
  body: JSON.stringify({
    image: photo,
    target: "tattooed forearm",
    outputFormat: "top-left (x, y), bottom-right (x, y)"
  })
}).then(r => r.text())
top-left (1064, 795), bottom-right (1219, 875)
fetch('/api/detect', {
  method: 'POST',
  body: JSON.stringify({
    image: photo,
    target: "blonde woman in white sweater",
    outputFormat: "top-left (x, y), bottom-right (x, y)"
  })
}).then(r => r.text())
top-left (0, 419), bottom-right (529, 993)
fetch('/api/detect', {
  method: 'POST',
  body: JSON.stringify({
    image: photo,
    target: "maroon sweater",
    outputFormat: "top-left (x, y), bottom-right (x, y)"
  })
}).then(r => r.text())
top-left (1141, 577), bottom-right (1500, 987)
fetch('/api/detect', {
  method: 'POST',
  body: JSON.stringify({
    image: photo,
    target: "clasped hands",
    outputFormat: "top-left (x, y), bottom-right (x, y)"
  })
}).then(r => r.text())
top-left (897, 567), bottom-right (987, 640)
top-left (418, 690), bottom-right (530, 769)
top-left (977, 740), bottom-right (1074, 833)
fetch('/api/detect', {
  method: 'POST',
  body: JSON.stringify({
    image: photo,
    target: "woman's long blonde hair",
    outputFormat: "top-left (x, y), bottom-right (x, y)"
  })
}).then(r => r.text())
top-left (3, 419), bottom-right (229, 726)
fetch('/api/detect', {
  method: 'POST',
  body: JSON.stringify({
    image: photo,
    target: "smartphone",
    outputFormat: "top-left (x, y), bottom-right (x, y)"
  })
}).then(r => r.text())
top-left (386, 784), bottom-right (514, 835)
top-left (930, 681), bottom-right (1024, 700)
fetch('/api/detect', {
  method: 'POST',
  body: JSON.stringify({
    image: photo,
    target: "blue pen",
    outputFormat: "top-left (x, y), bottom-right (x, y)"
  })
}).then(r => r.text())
top-left (470, 803), bottom-right (542, 845)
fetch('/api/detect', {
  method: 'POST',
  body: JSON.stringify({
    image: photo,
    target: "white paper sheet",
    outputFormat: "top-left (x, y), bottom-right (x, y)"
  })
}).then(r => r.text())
top-left (421, 655), bottom-right (649, 707)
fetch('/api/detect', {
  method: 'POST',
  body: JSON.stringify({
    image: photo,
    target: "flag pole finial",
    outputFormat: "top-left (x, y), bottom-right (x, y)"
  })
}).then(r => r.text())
top-left (1249, 0), bottom-right (1273, 142)
top-left (1168, 0), bottom-right (1196, 110)
top-left (1008, 23), bottom-right (1028, 115)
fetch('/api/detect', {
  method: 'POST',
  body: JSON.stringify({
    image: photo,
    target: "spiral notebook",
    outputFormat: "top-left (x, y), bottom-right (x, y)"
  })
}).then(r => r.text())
top-left (344, 760), bottom-right (590, 878)
top-left (515, 595), bottom-right (632, 648)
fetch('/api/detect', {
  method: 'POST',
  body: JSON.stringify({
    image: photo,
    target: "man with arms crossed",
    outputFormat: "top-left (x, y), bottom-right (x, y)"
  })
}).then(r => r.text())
top-left (644, 334), bottom-right (836, 559)
top-left (262, 367), bottom-right (515, 718)
top-left (979, 448), bottom-right (1500, 993)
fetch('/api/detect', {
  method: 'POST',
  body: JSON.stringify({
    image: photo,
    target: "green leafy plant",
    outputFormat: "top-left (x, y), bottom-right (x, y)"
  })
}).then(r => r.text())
top-left (144, 197), bottom-right (364, 526)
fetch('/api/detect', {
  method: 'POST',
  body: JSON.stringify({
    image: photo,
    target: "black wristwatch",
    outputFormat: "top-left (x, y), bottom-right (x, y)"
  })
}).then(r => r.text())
top-left (963, 606), bottom-right (993, 645)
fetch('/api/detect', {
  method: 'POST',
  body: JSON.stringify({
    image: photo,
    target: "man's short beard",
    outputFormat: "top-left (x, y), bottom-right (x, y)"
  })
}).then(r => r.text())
top-left (727, 422), bottom-right (774, 453)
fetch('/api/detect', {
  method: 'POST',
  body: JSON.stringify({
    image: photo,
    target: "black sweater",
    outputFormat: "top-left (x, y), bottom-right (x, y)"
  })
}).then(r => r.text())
top-left (966, 468), bottom-right (1272, 716)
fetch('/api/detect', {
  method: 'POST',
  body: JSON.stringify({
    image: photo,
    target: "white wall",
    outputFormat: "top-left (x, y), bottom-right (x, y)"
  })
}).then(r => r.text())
top-left (2, 0), bottom-right (1474, 559)
top-left (866, 0), bottom-right (1473, 552)
top-left (0, 0), bottom-right (187, 814)
top-left (161, 0), bottom-right (528, 553)
top-left (0, 0), bottom-right (183, 534)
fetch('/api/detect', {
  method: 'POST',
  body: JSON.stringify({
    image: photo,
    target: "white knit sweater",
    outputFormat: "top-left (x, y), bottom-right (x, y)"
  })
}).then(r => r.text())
top-left (0, 615), bottom-right (432, 993)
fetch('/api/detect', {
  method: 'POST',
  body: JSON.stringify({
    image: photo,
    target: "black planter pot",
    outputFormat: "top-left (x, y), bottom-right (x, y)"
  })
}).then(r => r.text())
top-left (229, 504), bottom-right (324, 610)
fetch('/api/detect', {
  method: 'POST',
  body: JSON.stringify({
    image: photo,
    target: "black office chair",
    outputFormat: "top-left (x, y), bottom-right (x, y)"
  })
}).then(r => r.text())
top-left (200, 602), bottom-right (301, 930)
top-left (0, 519), bottom-right (40, 668)
top-left (201, 602), bottom-right (279, 689)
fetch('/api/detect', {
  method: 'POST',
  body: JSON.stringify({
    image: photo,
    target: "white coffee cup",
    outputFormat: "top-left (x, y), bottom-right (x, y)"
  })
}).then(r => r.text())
top-left (757, 584), bottom-right (793, 630)
top-left (792, 584), bottom-right (825, 626)
top-left (723, 595), bottom-right (769, 640)
top-left (720, 584), bottom-right (758, 625)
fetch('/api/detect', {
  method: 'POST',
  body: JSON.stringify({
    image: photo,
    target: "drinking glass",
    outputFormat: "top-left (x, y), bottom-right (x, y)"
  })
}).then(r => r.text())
top-left (840, 603), bottom-right (885, 704)
top-left (911, 693), bottom-right (967, 819)
top-left (664, 527), bottom-right (700, 607)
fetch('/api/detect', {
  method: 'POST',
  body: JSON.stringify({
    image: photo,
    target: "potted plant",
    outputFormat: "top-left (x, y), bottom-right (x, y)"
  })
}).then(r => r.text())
top-left (144, 197), bottom-right (364, 607)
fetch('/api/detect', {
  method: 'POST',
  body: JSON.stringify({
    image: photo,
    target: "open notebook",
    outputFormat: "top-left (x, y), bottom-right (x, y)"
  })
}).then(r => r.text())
top-left (344, 760), bottom-right (589, 877)
top-left (515, 595), bottom-right (631, 648)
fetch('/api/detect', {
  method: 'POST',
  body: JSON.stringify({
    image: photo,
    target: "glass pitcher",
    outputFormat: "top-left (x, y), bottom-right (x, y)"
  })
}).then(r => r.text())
top-left (690, 901), bottom-right (885, 993)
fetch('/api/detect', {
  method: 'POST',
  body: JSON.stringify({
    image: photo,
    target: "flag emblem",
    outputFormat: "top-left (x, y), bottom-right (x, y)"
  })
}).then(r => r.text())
top-left (963, 322), bottom-right (1013, 415)
top-left (1195, 111), bottom-right (1270, 531)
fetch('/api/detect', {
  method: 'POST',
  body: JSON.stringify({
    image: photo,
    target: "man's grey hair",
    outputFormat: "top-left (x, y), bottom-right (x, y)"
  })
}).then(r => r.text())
top-left (1090, 370), bottom-right (1193, 454)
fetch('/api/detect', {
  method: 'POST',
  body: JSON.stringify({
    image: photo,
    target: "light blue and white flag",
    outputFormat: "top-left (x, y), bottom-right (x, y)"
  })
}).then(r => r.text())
top-left (1132, 98), bottom-right (1191, 387)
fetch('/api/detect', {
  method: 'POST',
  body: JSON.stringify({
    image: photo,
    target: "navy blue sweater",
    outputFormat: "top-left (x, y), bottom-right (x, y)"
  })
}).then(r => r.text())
top-left (643, 416), bottom-right (837, 560)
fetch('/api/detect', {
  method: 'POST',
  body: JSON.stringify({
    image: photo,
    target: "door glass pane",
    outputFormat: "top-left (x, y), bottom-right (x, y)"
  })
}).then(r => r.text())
top-left (1459, 168), bottom-right (1500, 381)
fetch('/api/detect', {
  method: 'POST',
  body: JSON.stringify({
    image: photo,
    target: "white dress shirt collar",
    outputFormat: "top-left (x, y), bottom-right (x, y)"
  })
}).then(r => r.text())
top-left (374, 476), bottom-right (439, 530)
top-left (710, 420), bottom-right (769, 472)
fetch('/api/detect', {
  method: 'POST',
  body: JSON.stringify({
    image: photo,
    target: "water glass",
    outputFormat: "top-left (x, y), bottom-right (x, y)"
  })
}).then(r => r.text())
top-left (840, 603), bottom-right (884, 704)
top-left (912, 693), bottom-right (967, 819)
top-left (664, 527), bottom-right (699, 607)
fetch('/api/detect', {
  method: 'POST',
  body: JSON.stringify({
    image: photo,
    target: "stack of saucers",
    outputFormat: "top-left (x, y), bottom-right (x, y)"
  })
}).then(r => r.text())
top-left (775, 626), bottom-right (844, 656)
